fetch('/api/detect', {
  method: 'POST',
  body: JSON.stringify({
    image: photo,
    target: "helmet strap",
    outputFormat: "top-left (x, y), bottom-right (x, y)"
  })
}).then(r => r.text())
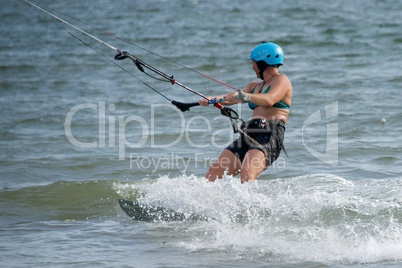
top-left (256, 61), bottom-right (269, 80)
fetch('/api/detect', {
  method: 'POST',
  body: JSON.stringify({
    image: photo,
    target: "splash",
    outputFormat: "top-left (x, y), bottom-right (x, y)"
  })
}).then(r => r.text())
top-left (114, 174), bottom-right (402, 264)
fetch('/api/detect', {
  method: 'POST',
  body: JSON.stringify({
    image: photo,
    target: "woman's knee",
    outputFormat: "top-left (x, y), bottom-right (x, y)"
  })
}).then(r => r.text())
top-left (240, 150), bottom-right (267, 182)
top-left (205, 149), bottom-right (241, 181)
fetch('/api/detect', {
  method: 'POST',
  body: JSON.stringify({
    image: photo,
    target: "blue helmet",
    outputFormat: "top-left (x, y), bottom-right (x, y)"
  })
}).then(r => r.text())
top-left (249, 42), bottom-right (284, 66)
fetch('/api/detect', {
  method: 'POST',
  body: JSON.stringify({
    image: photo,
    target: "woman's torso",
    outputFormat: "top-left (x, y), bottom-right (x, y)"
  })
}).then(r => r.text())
top-left (248, 77), bottom-right (292, 124)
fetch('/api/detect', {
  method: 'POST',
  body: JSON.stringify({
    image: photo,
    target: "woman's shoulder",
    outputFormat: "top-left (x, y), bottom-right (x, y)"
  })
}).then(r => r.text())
top-left (276, 73), bottom-right (292, 88)
top-left (278, 73), bottom-right (291, 82)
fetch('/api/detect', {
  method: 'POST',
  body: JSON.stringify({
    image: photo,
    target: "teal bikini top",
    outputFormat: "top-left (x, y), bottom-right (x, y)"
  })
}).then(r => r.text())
top-left (248, 82), bottom-right (290, 110)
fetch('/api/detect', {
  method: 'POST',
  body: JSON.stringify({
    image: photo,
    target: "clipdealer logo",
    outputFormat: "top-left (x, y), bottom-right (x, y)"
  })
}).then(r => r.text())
top-left (64, 101), bottom-right (338, 169)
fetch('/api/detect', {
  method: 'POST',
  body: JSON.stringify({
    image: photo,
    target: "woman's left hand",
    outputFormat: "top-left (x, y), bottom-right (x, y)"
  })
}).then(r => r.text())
top-left (223, 91), bottom-right (239, 103)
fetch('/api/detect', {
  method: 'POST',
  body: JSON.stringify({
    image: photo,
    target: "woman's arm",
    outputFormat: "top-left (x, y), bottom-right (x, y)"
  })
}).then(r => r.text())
top-left (198, 82), bottom-right (256, 106)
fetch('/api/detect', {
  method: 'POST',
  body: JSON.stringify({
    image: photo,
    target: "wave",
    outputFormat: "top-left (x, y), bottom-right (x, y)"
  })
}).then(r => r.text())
top-left (0, 180), bottom-right (121, 223)
top-left (1, 174), bottom-right (402, 264)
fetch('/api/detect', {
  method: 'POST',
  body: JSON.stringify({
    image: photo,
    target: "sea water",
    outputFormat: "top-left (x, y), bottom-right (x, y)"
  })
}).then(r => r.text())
top-left (1, 0), bottom-right (402, 267)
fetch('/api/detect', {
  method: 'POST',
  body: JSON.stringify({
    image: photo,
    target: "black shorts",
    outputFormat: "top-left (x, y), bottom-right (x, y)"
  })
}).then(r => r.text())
top-left (226, 119), bottom-right (286, 166)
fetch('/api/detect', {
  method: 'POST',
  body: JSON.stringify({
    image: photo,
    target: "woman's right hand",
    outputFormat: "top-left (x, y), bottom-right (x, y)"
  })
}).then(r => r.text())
top-left (198, 98), bottom-right (211, 106)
